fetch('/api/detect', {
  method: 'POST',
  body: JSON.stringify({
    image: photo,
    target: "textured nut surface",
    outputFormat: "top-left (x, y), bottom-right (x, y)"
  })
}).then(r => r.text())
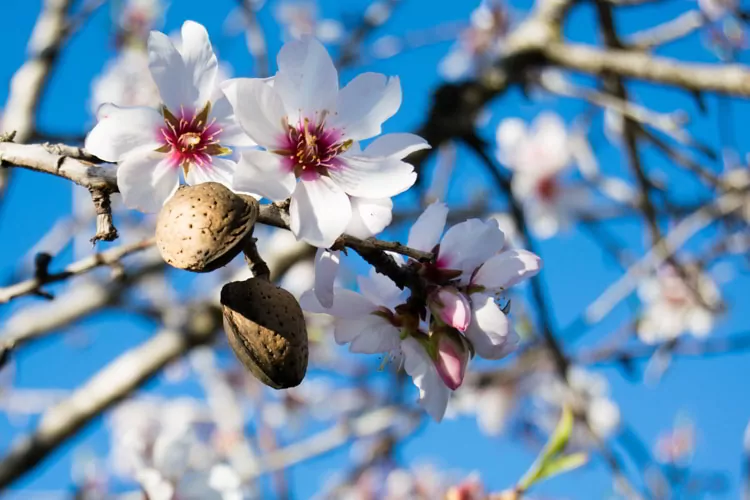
top-left (221, 278), bottom-right (309, 389)
top-left (156, 183), bottom-right (258, 272)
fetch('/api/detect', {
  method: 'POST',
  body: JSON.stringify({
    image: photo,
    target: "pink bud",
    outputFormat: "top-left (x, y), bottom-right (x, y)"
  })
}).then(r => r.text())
top-left (429, 287), bottom-right (471, 332)
top-left (433, 327), bottom-right (469, 390)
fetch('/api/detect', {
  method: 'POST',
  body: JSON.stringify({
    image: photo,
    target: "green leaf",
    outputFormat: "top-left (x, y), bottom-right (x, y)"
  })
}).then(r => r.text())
top-left (536, 453), bottom-right (588, 483)
top-left (517, 406), bottom-right (576, 491)
top-left (544, 405), bottom-right (574, 461)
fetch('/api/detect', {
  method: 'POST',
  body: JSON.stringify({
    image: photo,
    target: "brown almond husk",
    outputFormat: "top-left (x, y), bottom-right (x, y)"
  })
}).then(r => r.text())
top-left (220, 277), bottom-right (309, 389)
top-left (156, 182), bottom-right (258, 273)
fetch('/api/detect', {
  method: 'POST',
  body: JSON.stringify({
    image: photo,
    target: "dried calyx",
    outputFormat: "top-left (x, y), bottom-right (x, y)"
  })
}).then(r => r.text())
top-left (155, 182), bottom-right (259, 272)
top-left (221, 277), bottom-right (309, 389)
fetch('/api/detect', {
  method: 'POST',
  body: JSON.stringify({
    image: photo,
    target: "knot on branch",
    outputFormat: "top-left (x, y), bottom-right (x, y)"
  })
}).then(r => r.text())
top-left (89, 188), bottom-right (118, 244)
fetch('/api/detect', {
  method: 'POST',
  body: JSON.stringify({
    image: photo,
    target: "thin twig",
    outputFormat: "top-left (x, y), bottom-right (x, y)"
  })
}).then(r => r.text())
top-left (0, 237), bottom-right (155, 304)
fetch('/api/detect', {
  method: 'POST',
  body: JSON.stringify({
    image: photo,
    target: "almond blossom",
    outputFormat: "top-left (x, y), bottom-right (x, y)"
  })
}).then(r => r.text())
top-left (496, 112), bottom-right (585, 239)
top-left (85, 21), bottom-right (252, 213)
top-left (302, 203), bottom-right (541, 420)
top-left (274, 0), bottom-right (344, 43)
top-left (439, 0), bottom-right (509, 81)
top-left (637, 266), bottom-right (721, 344)
top-left (222, 37), bottom-right (429, 247)
top-left (406, 202), bottom-right (542, 360)
top-left (300, 262), bottom-right (456, 421)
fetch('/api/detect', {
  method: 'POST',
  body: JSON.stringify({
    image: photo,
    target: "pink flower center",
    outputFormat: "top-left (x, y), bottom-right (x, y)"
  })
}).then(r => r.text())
top-left (536, 176), bottom-right (558, 201)
top-left (276, 117), bottom-right (352, 180)
top-left (159, 104), bottom-right (225, 174)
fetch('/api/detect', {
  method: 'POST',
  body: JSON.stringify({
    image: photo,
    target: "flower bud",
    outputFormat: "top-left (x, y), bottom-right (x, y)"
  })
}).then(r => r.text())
top-left (428, 287), bottom-right (471, 332)
top-left (431, 326), bottom-right (470, 390)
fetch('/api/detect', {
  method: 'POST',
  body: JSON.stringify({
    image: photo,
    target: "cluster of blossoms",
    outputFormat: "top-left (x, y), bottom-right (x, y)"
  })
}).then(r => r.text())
top-left (637, 265), bottom-right (721, 344)
top-left (496, 113), bottom-right (586, 239)
top-left (301, 202), bottom-right (541, 420)
top-left (439, 0), bottom-right (510, 81)
top-left (85, 19), bottom-right (541, 422)
top-left (86, 21), bottom-right (426, 247)
top-left (697, 0), bottom-right (747, 59)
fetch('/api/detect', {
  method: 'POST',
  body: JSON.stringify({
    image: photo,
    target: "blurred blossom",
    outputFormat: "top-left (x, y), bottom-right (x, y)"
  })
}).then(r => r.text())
top-left (440, 0), bottom-right (510, 81)
top-left (90, 48), bottom-right (160, 115)
top-left (697, 0), bottom-right (747, 58)
top-left (655, 415), bottom-right (696, 466)
top-left (71, 449), bottom-right (109, 500)
top-left (496, 113), bottom-right (587, 239)
top-left (274, 0), bottom-right (344, 43)
top-left (531, 366), bottom-right (620, 444)
top-left (384, 464), bottom-right (452, 499)
top-left (115, 0), bottom-right (165, 47)
top-left (449, 384), bottom-right (516, 436)
top-left (637, 265), bottom-right (721, 344)
top-left (698, 0), bottom-right (737, 22)
top-left (445, 473), bottom-right (486, 500)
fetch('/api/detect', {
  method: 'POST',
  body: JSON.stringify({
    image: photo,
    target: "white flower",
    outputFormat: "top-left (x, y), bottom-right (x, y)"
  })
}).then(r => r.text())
top-left (698, 0), bottom-right (736, 21)
top-left (439, 0), bottom-right (509, 81)
top-left (302, 203), bottom-right (540, 421)
top-left (274, 0), bottom-right (344, 42)
top-left (301, 267), bottom-right (406, 354)
top-left (450, 385), bottom-right (515, 436)
top-left (496, 113), bottom-right (584, 239)
top-left (637, 266), bottom-right (721, 344)
top-left (85, 21), bottom-right (252, 213)
top-left (300, 266), bottom-right (453, 420)
top-left (117, 0), bottom-right (164, 42)
top-left (406, 202), bottom-right (541, 359)
top-left (222, 37), bottom-right (429, 247)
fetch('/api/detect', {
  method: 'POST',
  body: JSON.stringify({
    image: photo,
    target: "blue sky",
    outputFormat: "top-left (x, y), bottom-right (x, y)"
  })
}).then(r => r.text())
top-left (0, 0), bottom-right (749, 498)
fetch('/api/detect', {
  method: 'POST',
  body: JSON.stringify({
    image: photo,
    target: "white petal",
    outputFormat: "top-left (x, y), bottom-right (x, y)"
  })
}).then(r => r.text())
top-left (225, 79), bottom-right (287, 148)
top-left (185, 156), bottom-right (236, 189)
top-left (531, 112), bottom-right (570, 172)
top-left (148, 31), bottom-right (195, 111)
top-left (357, 271), bottom-right (404, 309)
top-left (220, 77), bottom-right (249, 111)
top-left (473, 249), bottom-right (542, 290)
top-left (439, 218), bottom-right (505, 273)
top-left (233, 150), bottom-right (295, 200)
top-left (687, 308), bottom-right (713, 337)
top-left (209, 94), bottom-right (256, 147)
top-left (178, 21), bottom-right (219, 109)
top-left (330, 155), bottom-right (416, 199)
top-left (359, 133), bottom-right (430, 159)
top-left (345, 197), bottom-right (393, 239)
top-left (290, 177), bottom-right (352, 247)
top-left (347, 321), bottom-right (402, 354)
top-left (84, 106), bottom-right (163, 162)
top-left (527, 202), bottom-right (561, 239)
top-left (273, 37), bottom-right (338, 118)
top-left (402, 337), bottom-right (450, 422)
top-left (313, 248), bottom-right (339, 308)
top-left (407, 202), bottom-right (448, 252)
top-left (299, 288), bottom-right (375, 318)
top-left (465, 293), bottom-right (518, 360)
top-left (332, 314), bottom-right (387, 347)
top-left (117, 149), bottom-right (179, 212)
top-left (330, 73), bottom-right (401, 140)
top-left (496, 118), bottom-right (527, 168)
